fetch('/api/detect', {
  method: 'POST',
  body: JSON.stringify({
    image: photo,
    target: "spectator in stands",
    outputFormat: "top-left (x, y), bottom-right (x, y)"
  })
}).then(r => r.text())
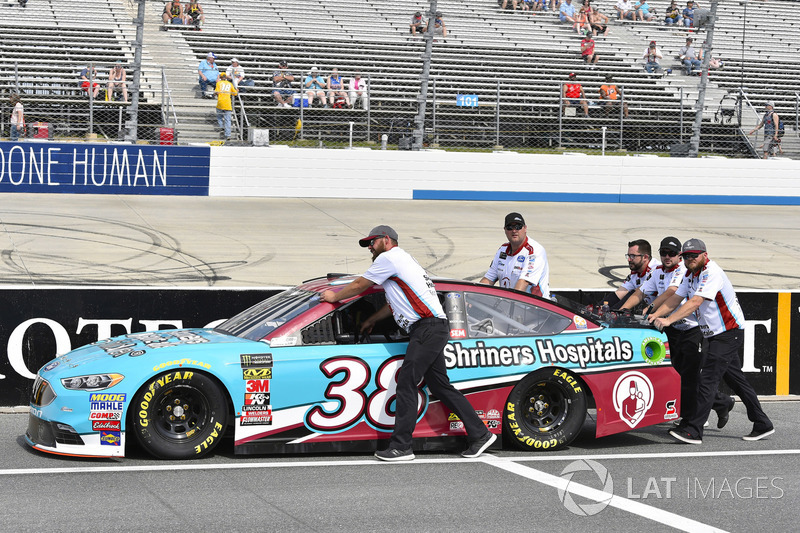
top-left (642, 40), bottom-right (663, 73)
top-left (226, 58), bottom-right (254, 93)
top-left (501, 0), bottom-right (519, 11)
top-left (682, 1), bottom-right (695, 27)
top-left (425, 12), bottom-right (447, 39)
top-left (214, 73), bottom-right (237, 141)
top-left (664, 1), bottom-right (682, 25)
top-left (410, 12), bottom-right (425, 35)
top-left (600, 75), bottom-right (628, 118)
top-left (272, 60), bottom-right (295, 108)
top-left (9, 94), bottom-right (24, 142)
top-left (349, 73), bottom-right (369, 110)
top-left (80, 66), bottom-right (101, 99)
top-left (562, 73), bottom-right (589, 118)
top-left (198, 52), bottom-right (219, 98)
top-left (184, 0), bottom-right (204, 29)
top-left (328, 68), bottom-right (351, 108)
top-left (586, 0), bottom-right (610, 36)
top-left (107, 61), bottom-right (128, 103)
top-left (615, 0), bottom-right (636, 21)
top-left (635, 1), bottom-right (655, 21)
top-left (163, 0), bottom-right (185, 25)
top-left (679, 37), bottom-right (702, 75)
top-left (698, 43), bottom-right (723, 69)
top-left (304, 66), bottom-right (327, 107)
top-left (581, 32), bottom-right (598, 66)
top-left (18, 0), bottom-right (28, 7)
top-left (748, 102), bottom-right (783, 158)
top-left (575, 7), bottom-right (592, 36)
top-left (559, 0), bottom-right (580, 33)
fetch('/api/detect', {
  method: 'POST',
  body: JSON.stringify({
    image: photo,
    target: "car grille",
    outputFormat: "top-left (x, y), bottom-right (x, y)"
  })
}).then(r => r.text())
top-left (31, 376), bottom-right (56, 407)
top-left (26, 416), bottom-right (84, 447)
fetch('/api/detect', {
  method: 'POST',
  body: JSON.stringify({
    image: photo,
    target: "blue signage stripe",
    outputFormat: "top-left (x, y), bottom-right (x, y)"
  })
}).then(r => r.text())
top-left (413, 189), bottom-right (800, 206)
top-left (0, 142), bottom-right (210, 196)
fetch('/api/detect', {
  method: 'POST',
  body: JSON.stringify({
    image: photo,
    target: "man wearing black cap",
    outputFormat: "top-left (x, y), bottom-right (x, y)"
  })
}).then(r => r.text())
top-left (480, 213), bottom-right (550, 298)
top-left (649, 239), bottom-right (774, 444)
top-left (321, 225), bottom-right (496, 461)
top-left (678, 37), bottom-right (701, 76)
top-left (409, 11), bottom-right (425, 34)
top-left (621, 237), bottom-right (733, 429)
top-left (271, 60), bottom-right (295, 108)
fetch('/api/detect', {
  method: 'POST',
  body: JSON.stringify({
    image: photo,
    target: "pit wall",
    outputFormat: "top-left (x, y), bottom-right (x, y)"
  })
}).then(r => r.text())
top-left (1, 287), bottom-right (797, 406)
top-left (2, 141), bottom-right (800, 204)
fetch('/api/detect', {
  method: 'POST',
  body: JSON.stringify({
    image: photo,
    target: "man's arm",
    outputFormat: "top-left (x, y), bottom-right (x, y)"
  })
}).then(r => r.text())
top-left (651, 294), bottom-right (703, 331)
top-left (619, 288), bottom-right (644, 310)
top-left (361, 303), bottom-right (393, 333)
top-left (645, 285), bottom-right (678, 314)
top-left (479, 277), bottom-right (496, 286)
top-left (320, 276), bottom-right (375, 304)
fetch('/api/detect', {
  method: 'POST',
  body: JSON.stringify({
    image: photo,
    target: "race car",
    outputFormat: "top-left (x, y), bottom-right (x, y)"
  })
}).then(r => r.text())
top-left (26, 275), bottom-right (679, 459)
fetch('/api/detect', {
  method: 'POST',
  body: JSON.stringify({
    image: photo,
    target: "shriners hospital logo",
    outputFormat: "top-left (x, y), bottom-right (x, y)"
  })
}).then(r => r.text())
top-left (612, 371), bottom-right (654, 428)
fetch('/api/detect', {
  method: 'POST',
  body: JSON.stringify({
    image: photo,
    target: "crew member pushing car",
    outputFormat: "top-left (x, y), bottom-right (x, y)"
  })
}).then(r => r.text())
top-left (321, 225), bottom-right (496, 462)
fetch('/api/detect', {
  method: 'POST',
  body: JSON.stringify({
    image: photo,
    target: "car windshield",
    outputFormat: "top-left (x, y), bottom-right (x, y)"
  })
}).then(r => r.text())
top-left (215, 288), bottom-right (320, 341)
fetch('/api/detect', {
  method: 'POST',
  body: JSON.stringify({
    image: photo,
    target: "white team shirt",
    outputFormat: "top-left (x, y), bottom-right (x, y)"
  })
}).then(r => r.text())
top-left (362, 247), bottom-right (445, 331)
top-left (640, 261), bottom-right (698, 330)
top-left (483, 237), bottom-right (550, 298)
top-left (675, 259), bottom-right (745, 337)
top-left (621, 258), bottom-right (661, 304)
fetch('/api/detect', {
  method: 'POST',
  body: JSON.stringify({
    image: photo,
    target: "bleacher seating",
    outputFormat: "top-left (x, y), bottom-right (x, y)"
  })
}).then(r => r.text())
top-left (1, 0), bottom-right (798, 153)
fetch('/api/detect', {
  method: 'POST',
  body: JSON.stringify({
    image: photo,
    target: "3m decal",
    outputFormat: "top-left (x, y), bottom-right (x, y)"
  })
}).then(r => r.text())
top-left (612, 371), bottom-right (654, 428)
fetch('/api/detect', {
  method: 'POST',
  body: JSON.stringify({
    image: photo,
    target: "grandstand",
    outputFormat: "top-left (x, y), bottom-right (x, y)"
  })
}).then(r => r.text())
top-left (1, 0), bottom-right (798, 157)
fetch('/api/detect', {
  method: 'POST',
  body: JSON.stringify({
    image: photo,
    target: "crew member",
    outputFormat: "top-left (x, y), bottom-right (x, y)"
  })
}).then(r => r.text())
top-left (480, 212), bottom-right (550, 298)
top-left (609, 239), bottom-right (659, 309)
top-left (650, 239), bottom-right (774, 444)
top-left (321, 225), bottom-right (496, 461)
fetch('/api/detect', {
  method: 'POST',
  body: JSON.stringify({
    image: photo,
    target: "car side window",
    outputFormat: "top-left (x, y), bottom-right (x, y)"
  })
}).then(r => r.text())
top-left (326, 292), bottom-right (409, 345)
top-left (464, 292), bottom-right (571, 338)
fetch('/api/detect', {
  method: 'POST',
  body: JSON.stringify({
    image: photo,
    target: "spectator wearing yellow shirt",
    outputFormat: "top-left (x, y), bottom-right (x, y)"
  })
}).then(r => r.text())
top-left (215, 73), bottom-right (238, 140)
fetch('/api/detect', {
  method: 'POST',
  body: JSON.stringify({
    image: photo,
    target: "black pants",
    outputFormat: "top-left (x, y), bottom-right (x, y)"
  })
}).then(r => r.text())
top-left (666, 326), bottom-right (730, 423)
top-left (389, 317), bottom-right (488, 450)
top-left (684, 328), bottom-right (772, 438)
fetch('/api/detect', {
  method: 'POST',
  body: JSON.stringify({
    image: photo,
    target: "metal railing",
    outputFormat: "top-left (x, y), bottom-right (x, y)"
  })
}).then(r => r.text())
top-left (161, 66), bottom-right (179, 129)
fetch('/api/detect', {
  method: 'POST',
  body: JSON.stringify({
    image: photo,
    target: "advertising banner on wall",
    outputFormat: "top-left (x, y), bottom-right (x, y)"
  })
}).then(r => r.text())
top-left (0, 288), bottom-right (796, 406)
top-left (0, 141), bottom-right (210, 195)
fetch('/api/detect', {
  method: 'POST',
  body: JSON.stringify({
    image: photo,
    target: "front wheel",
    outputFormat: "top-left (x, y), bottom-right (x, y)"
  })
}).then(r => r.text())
top-left (131, 370), bottom-right (229, 459)
top-left (504, 368), bottom-right (587, 451)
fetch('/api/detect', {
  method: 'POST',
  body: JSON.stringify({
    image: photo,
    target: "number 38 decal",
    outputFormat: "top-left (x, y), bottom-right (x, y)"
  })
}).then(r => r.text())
top-left (305, 355), bottom-right (427, 433)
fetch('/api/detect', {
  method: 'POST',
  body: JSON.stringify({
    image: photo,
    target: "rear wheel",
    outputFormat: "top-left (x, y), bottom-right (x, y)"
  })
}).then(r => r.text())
top-left (132, 370), bottom-right (228, 459)
top-left (503, 368), bottom-right (587, 451)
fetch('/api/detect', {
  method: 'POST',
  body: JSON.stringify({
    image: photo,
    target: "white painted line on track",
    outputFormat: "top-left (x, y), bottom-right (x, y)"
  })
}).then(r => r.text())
top-left (2, 448), bottom-right (799, 476)
top-left (480, 457), bottom-right (728, 533)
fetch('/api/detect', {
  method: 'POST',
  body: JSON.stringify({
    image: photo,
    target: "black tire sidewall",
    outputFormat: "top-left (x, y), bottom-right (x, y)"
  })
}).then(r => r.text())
top-left (504, 368), bottom-right (587, 451)
top-left (132, 370), bottom-right (228, 459)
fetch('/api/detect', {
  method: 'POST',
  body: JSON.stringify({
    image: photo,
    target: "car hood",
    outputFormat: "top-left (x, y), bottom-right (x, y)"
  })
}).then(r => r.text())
top-left (38, 328), bottom-right (259, 377)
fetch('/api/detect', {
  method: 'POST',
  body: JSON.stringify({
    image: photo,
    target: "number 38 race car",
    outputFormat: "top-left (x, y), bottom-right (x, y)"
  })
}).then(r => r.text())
top-left (26, 275), bottom-right (679, 460)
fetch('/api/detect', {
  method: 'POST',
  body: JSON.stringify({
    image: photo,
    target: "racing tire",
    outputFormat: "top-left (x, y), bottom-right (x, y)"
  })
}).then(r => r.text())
top-left (132, 370), bottom-right (229, 459)
top-left (503, 368), bottom-right (587, 451)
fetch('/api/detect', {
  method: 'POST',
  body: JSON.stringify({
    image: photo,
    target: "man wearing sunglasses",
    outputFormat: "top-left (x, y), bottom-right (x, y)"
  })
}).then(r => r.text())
top-left (321, 225), bottom-right (497, 461)
top-left (648, 239), bottom-right (774, 445)
top-left (620, 237), bottom-right (734, 430)
top-left (609, 239), bottom-right (659, 309)
top-left (479, 212), bottom-right (550, 298)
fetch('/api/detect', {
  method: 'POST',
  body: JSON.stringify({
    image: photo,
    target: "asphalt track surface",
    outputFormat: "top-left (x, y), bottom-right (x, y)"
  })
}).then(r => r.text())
top-left (1, 401), bottom-right (798, 533)
top-left (1, 194), bottom-right (799, 289)
top-left (2, 194), bottom-right (799, 532)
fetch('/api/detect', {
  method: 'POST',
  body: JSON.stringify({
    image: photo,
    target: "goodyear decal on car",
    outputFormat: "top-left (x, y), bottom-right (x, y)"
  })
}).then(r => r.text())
top-left (152, 358), bottom-right (212, 372)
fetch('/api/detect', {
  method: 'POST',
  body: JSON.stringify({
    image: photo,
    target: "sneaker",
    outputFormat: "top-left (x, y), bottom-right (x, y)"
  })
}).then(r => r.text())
top-left (374, 448), bottom-right (415, 462)
top-left (461, 432), bottom-right (497, 458)
top-left (715, 397), bottom-right (735, 429)
top-left (742, 427), bottom-right (775, 441)
top-left (672, 419), bottom-right (709, 428)
top-left (283, 103), bottom-right (291, 108)
top-left (669, 429), bottom-right (702, 445)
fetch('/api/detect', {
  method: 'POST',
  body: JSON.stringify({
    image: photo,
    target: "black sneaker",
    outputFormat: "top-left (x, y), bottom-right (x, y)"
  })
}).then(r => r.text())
top-left (461, 433), bottom-right (497, 458)
top-left (374, 448), bottom-right (415, 462)
top-left (669, 429), bottom-right (702, 445)
top-left (715, 397), bottom-right (735, 429)
top-left (742, 427), bottom-right (775, 441)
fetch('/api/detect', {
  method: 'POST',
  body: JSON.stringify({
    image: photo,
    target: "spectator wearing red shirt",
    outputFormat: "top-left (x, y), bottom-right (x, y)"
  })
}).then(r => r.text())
top-left (562, 72), bottom-right (589, 117)
top-left (581, 33), bottom-right (598, 65)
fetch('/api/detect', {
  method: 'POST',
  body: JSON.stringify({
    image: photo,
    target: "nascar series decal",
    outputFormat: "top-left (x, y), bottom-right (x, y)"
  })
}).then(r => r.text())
top-left (240, 354), bottom-right (273, 426)
top-left (612, 371), bottom-right (654, 428)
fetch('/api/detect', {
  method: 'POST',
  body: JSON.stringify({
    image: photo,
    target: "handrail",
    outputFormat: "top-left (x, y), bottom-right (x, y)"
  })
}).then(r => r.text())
top-left (161, 67), bottom-right (179, 129)
top-left (795, 91), bottom-right (799, 135)
top-left (235, 92), bottom-right (249, 141)
top-left (739, 89), bottom-right (763, 157)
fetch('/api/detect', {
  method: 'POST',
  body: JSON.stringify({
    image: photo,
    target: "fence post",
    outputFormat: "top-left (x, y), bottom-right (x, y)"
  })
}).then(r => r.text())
top-left (367, 74), bottom-right (371, 143)
top-left (619, 87), bottom-right (624, 149)
top-left (300, 69), bottom-right (305, 140)
top-left (432, 78), bottom-right (437, 147)
top-left (680, 87), bottom-right (684, 143)
top-left (88, 62), bottom-right (94, 136)
top-left (495, 80), bottom-right (501, 148)
top-left (558, 83), bottom-right (563, 148)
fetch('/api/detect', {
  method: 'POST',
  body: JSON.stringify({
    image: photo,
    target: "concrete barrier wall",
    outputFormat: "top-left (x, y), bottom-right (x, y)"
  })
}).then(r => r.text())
top-left (1, 287), bottom-right (796, 406)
